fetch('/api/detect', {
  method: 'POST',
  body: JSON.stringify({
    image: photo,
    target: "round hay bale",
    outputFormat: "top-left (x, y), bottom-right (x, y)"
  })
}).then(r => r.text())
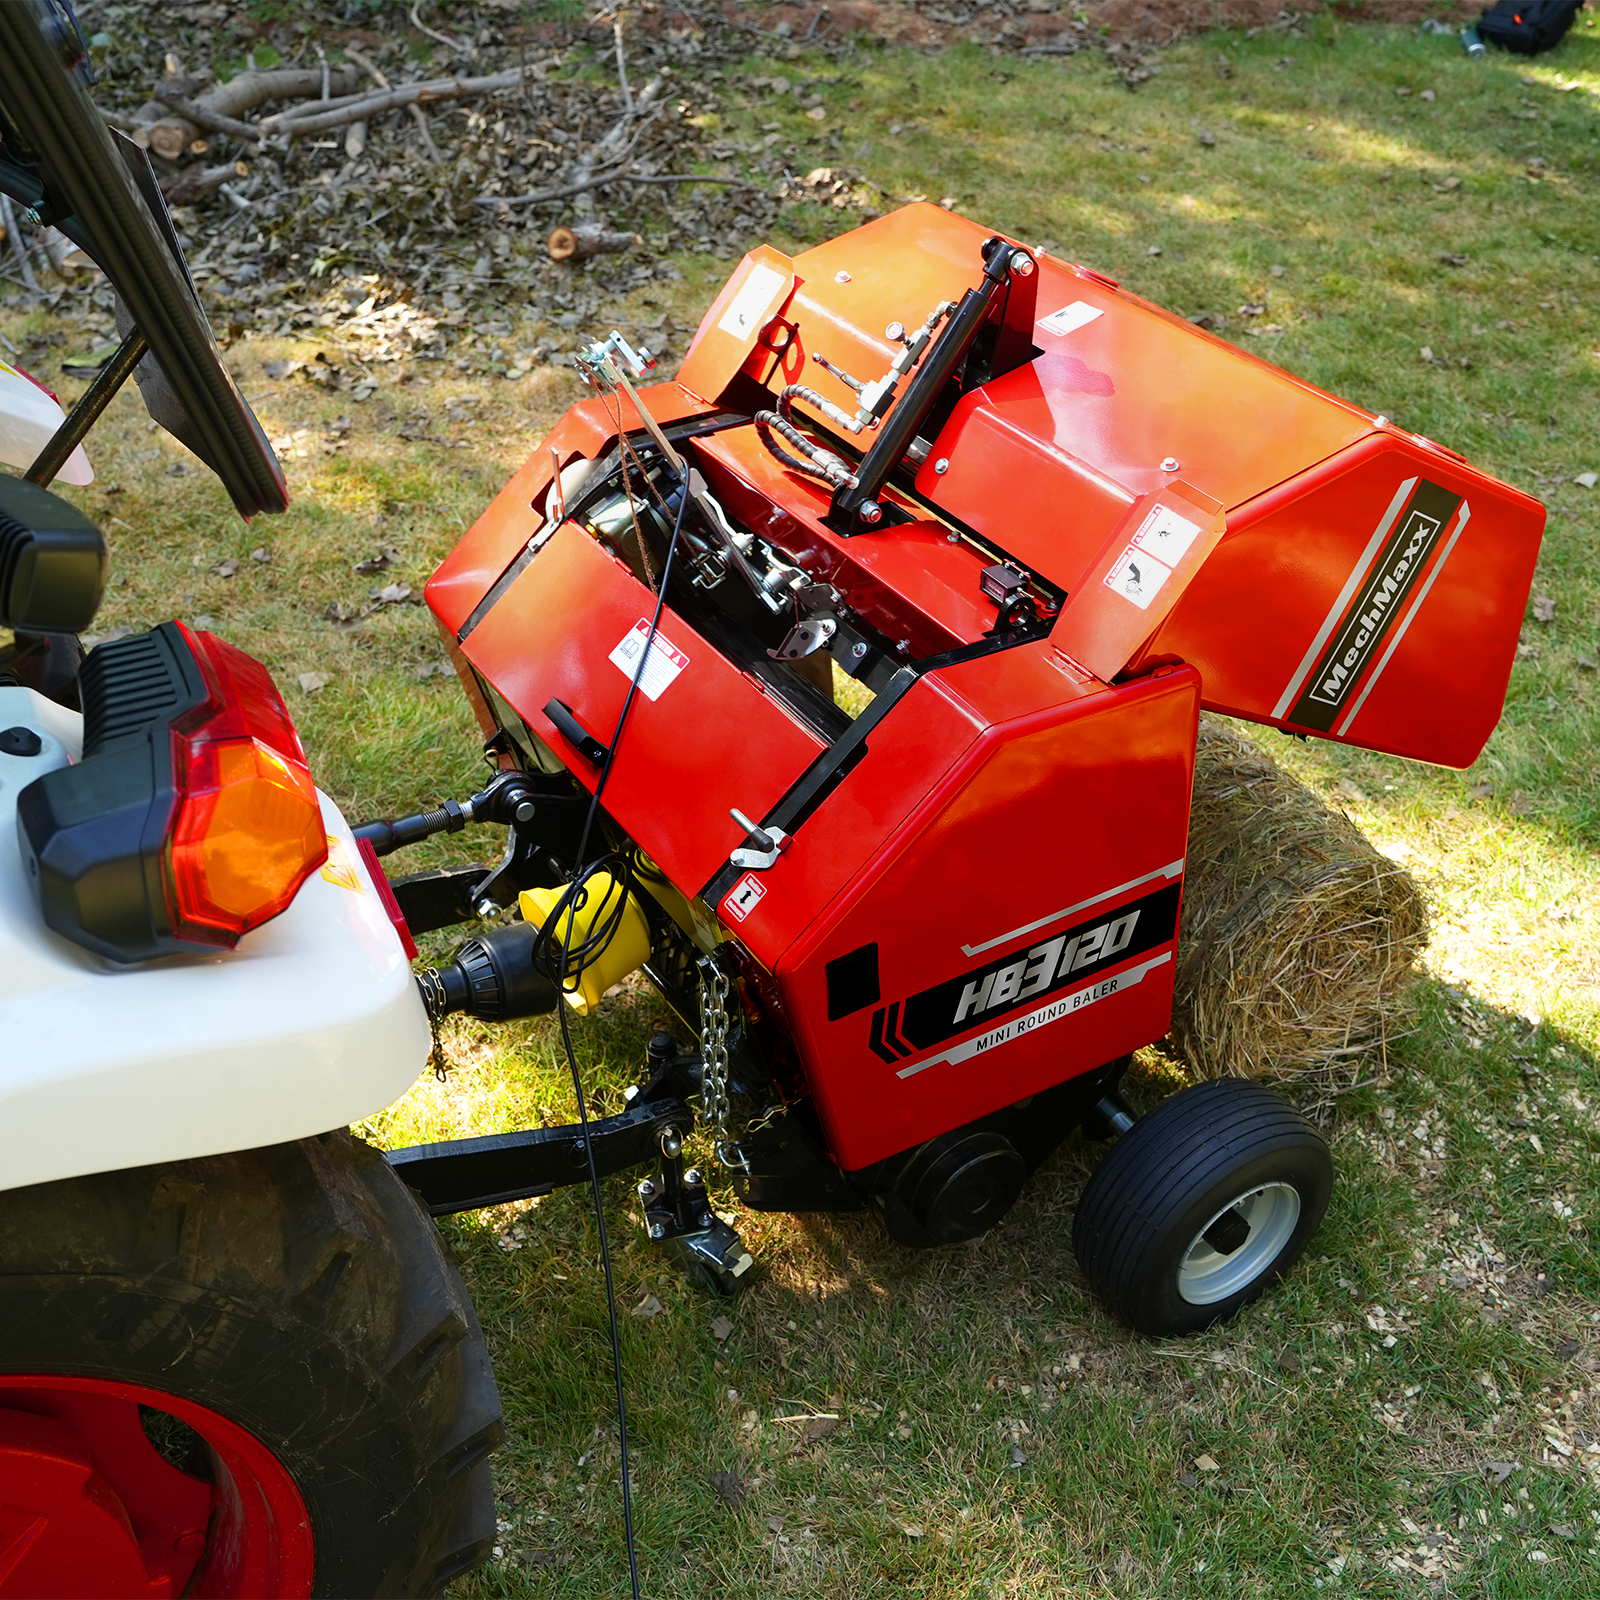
top-left (1171, 714), bottom-right (1428, 1088)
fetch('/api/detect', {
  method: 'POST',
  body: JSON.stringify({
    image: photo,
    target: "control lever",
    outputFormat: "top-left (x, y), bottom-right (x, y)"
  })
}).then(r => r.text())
top-left (354, 768), bottom-right (542, 857)
top-left (728, 808), bottom-right (790, 871)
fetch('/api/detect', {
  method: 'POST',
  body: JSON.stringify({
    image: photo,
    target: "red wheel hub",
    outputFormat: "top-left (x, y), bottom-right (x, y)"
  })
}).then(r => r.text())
top-left (0, 1377), bottom-right (313, 1599)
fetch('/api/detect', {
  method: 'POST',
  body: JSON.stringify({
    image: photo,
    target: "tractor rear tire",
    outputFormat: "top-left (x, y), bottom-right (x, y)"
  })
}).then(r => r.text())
top-left (1071, 1078), bottom-right (1332, 1337)
top-left (0, 1131), bottom-right (503, 1598)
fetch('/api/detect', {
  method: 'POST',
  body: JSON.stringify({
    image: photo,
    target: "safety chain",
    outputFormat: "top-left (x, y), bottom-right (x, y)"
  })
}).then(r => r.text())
top-left (416, 966), bottom-right (454, 1082)
top-left (696, 956), bottom-right (743, 1168)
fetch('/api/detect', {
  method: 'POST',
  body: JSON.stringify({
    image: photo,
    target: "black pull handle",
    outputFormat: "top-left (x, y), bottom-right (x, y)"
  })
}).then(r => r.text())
top-left (544, 698), bottom-right (610, 767)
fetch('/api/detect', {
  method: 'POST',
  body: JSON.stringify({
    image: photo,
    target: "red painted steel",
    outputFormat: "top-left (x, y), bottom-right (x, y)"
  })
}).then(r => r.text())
top-left (0, 1376), bottom-right (313, 1599)
top-left (429, 200), bottom-right (1543, 1179)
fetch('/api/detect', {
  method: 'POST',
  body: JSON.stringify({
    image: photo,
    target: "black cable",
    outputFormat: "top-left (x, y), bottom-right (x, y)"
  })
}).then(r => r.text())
top-left (545, 467), bottom-right (693, 1600)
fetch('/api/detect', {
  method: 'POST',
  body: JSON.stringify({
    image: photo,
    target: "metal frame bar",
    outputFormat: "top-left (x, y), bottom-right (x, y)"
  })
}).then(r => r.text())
top-left (25, 326), bottom-right (147, 487)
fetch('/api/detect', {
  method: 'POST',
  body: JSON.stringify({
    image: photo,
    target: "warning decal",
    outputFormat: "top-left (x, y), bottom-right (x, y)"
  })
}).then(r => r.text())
top-left (608, 618), bottom-right (689, 701)
top-left (717, 263), bottom-right (786, 339)
top-left (1040, 301), bottom-right (1104, 337)
top-left (722, 873), bottom-right (766, 923)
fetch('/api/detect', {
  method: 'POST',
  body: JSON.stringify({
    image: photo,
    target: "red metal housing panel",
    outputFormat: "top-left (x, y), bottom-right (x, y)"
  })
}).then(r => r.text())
top-left (775, 651), bottom-right (1200, 1170)
top-left (459, 523), bottom-right (826, 892)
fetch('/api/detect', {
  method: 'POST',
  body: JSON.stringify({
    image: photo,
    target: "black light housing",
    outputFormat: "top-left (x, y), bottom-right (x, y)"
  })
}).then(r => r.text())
top-left (0, 475), bottom-right (108, 633)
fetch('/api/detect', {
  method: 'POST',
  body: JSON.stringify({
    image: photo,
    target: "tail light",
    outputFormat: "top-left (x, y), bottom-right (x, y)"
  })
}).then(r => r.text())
top-left (18, 621), bottom-right (328, 963)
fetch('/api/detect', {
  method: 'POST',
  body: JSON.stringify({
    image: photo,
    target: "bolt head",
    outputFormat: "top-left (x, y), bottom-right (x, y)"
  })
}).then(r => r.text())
top-left (684, 1168), bottom-right (703, 1186)
top-left (699, 1212), bottom-right (713, 1228)
top-left (835, 269), bottom-right (852, 284)
top-left (1160, 456), bottom-right (1181, 473)
top-left (649, 1222), bottom-right (666, 1239)
top-left (934, 457), bottom-right (950, 475)
top-left (1008, 249), bottom-right (1036, 278)
top-left (514, 800), bottom-right (536, 823)
top-left (638, 1177), bottom-right (656, 1197)
top-left (884, 320), bottom-right (905, 342)
top-left (474, 899), bottom-right (497, 919)
top-left (850, 641), bottom-right (868, 658)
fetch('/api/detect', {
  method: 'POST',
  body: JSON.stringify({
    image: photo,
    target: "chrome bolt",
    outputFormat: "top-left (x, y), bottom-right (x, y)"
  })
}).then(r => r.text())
top-left (934, 458), bottom-right (950, 475)
top-left (947, 531), bottom-right (959, 543)
top-left (835, 269), bottom-right (852, 284)
top-left (684, 1168), bottom-right (703, 1187)
top-left (474, 899), bottom-right (497, 919)
top-left (858, 500), bottom-right (883, 525)
top-left (1009, 249), bottom-right (1036, 277)
top-left (638, 1177), bottom-right (656, 1197)
top-left (649, 1222), bottom-right (666, 1240)
top-left (1160, 456), bottom-right (1181, 472)
top-left (851, 641), bottom-right (868, 659)
top-left (699, 1212), bottom-right (713, 1228)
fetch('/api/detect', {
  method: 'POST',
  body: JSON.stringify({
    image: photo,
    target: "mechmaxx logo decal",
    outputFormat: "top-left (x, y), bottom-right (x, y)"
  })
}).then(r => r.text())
top-left (867, 882), bottom-right (1180, 1064)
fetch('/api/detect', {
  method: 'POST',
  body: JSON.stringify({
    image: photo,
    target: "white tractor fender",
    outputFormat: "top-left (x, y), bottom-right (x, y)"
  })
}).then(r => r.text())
top-left (0, 685), bottom-right (431, 1194)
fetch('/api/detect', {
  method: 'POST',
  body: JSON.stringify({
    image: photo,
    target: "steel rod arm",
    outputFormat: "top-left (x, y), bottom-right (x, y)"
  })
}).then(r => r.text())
top-left (25, 326), bottom-right (147, 487)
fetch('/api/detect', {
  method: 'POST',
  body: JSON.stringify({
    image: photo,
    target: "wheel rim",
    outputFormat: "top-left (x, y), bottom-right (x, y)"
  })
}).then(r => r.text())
top-left (1177, 1183), bottom-right (1302, 1306)
top-left (0, 1376), bottom-right (313, 1599)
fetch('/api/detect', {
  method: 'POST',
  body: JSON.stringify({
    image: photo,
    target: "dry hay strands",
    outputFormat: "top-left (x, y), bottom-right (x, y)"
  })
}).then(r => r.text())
top-left (1171, 714), bottom-right (1428, 1091)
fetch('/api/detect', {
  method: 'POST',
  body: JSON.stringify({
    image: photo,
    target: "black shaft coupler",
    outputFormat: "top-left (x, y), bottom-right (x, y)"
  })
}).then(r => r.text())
top-left (416, 922), bottom-right (558, 1023)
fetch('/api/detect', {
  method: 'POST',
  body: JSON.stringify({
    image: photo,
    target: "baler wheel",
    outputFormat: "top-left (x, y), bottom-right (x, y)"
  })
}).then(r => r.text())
top-left (1071, 1079), bottom-right (1332, 1337)
top-left (0, 1132), bottom-right (503, 1597)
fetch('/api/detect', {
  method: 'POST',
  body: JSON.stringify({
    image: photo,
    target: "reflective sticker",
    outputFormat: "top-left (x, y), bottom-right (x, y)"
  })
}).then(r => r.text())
top-left (608, 618), bottom-right (689, 701)
top-left (717, 263), bottom-right (786, 339)
top-left (1039, 301), bottom-right (1104, 337)
top-left (320, 834), bottom-right (364, 894)
top-left (722, 873), bottom-right (766, 923)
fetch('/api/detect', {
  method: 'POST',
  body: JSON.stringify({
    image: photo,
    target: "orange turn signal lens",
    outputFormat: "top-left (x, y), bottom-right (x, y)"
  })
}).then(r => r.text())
top-left (168, 736), bottom-right (325, 937)
top-left (162, 625), bottom-right (328, 947)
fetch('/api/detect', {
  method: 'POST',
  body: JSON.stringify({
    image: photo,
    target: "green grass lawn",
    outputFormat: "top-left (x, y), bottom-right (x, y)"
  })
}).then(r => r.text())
top-left (15, 16), bottom-right (1600, 1596)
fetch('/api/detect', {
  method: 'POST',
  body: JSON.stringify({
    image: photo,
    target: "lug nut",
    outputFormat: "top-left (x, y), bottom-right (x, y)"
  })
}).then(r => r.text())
top-left (858, 500), bottom-right (883, 525)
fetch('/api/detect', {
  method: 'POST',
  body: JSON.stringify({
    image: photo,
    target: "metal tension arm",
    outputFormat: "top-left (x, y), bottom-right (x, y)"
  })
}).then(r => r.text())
top-left (25, 326), bottom-right (147, 488)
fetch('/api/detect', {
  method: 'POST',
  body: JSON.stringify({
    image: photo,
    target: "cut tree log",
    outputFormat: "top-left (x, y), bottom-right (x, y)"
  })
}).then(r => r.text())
top-left (159, 160), bottom-right (249, 207)
top-left (547, 222), bottom-right (641, 262)
top-left (146, 66), bottom-right (361, 160)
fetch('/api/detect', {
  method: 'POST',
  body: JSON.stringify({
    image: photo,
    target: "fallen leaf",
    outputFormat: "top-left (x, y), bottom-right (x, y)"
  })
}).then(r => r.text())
top-left (630, 1292), bottom-right (664, 1318)
top-left (1196, 130), bottom-right (1215, 147)
top-left (1421, 88), bottom-right (1436, 101)
top-left (263, 358), bottom-right (302, 380)
top-left (1177, 1471), bottom-right (1199, 1488)
top-left (1531, 595), bottom-right (1556, 622)
top-left (1471, 780), bottom-right (1496, 800)
top-left (1008, 1444), bottom-right (1028, 1468)
top-left (1577, 657), bottom-right (1597, 671)
top-left (1237, 302), bottom-right (1267, 317)
top-left (1483, 1460), bottom-right (1518, 1483)
top-left (210, 560), bottom-right (238, 578)
top-left (792, 1416), bottom-right (840, 1451)
top-left (765, 1515), bottom-right (784, 1534)
top-left (708, 1469), bottom-right (747, 1508)
top-left (1337, 779), bottom-right (1367, 803)
top-left (805, 105), bottom-right (826, 121)
top-left (1419, 346), bottom-right (1435, 363)
top-left (297, 671), bottom-right (331, 693)
top-left (1438, 253), bottom-right (1470, 267)
top-left (1573, 471), bottom-right (1597, 488)
top-left (250, 546), bottom-right (271, 563)
top-left (898, 1522), bottom-right (925, 1537)
top-left (1195, 1454), bottom-right (1221, 1472)
top-left (710, 1315), bottom-right (735, 1342)
top-left (1146, 245), bottom-right (1163, 256)
top-left (373, 582), bottom-right (413, 604)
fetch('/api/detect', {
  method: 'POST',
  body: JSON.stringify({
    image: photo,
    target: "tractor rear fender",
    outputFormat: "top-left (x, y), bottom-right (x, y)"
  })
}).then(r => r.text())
top-left (0, 685), bottom-right (427, 1196)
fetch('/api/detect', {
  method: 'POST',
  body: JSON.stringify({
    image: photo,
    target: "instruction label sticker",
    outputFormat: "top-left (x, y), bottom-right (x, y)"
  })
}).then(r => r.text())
top-left (1103, 545), bottom-right (1174, 611)
top-left (717, 263), bottom-right (786, 339)
top-left (722, 873), bottom-right (766, 923)
top-left (1039, 301), bottom-right (1104, 337)
top-left (1130, 503), bottom-right (1202, 566)
top-left (608, 619), bottom-right (689, 701)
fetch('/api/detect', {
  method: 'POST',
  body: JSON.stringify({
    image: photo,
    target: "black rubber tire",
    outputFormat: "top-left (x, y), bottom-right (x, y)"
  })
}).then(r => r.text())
top-left (0, 5), bottom-right (287, 517)
top-left (1071, 1078), bottom-right (1332, 1337)
top-left (0, 1132), bottom-right (504, 1597)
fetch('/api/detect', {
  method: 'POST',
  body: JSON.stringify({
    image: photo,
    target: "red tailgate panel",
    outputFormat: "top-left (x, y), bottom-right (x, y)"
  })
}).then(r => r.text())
top-left (460, 524), bottom-right (826, 892)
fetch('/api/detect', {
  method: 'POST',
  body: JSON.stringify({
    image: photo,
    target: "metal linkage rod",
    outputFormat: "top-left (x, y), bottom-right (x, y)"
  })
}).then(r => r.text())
top-left (25, 326), bottom-right (147, 488)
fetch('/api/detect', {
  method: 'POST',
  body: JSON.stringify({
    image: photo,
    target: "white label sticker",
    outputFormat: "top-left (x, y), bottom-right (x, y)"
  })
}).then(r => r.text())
top-left (717, 263), bottom-right (786, 339)
top-left (608, 619), bottom-right (689, 701)
top-left (1131, 504), bottom-right (1203, 566)
top-left (722, 873), bottom-right (766, 923)
top-left (1102, 545), bottom-right (1175, 611)
top-left (1039, 301), bottom-right (1104, 338)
